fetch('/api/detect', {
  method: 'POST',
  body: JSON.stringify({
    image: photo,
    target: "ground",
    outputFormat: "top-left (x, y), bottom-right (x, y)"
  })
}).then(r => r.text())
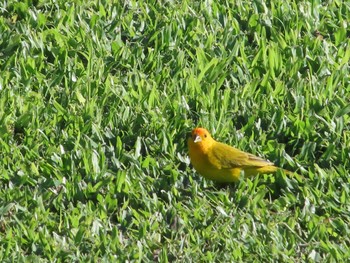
top-left (0, 0), bottom-right (349, 261)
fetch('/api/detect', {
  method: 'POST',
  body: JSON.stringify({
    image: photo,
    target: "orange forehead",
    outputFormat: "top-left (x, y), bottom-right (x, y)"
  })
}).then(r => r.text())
top-left (192, 127), bottom-right (209, 136)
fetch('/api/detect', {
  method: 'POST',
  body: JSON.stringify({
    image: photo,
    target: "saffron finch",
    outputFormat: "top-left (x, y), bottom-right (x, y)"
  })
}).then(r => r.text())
top-left (188, 127), bottom-right (293, 182)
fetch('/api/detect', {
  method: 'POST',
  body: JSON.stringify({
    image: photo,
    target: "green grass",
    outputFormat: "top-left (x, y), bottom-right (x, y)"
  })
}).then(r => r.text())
top-left (0, 0), bottom-right (350, 261)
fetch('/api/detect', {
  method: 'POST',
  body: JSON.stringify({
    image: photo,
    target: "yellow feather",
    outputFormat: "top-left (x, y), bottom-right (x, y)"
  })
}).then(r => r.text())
top-left (188, 127), bottom-right (294, 182)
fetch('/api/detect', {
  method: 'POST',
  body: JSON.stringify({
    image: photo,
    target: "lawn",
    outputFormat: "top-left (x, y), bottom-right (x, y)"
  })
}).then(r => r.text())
top-left (0, 0), bottom-right (350, 261)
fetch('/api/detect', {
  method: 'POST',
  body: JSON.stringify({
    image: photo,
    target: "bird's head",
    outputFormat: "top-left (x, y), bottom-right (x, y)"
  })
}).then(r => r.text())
top-left (188, 127), bottom-right (213, 145)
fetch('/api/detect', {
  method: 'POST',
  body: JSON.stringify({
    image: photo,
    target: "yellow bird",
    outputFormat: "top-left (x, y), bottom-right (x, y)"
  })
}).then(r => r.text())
top-left (188, 127), bottom-right (293, 182)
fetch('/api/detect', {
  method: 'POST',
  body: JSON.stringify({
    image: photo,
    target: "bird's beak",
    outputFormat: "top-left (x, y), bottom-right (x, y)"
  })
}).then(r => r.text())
top-left (193, 134), bottom-right (202, 143)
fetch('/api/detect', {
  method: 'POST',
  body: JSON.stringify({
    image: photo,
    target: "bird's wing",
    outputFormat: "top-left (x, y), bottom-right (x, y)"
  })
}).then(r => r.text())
top-left (210, 142), bottom-right (273, 169)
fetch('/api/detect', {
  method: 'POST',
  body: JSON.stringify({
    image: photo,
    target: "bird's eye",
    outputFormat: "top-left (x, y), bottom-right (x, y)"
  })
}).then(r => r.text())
top-left (204, 134), bottom-right (207, 138)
